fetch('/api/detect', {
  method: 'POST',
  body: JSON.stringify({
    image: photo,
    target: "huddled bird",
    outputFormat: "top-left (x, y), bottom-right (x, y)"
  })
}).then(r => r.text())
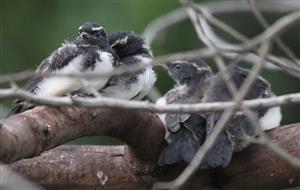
top-left (8, 22), bottom-right (118, 116)
top-left (7, 22), bottom-right (157, 116)
top-left (202, 65), bottom-right (282, 167)
top-left (157, 60), bottom-right (282, 168)
top-left (102, 31), bottom-right (156, 100)
top-left (157, 59), bottom-right (213, 166)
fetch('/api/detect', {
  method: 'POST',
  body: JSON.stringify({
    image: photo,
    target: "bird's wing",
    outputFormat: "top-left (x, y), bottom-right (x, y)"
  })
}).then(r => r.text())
top-left (7, 43), bottom-right (82, 116)
top-left (26, 43), bottom-right (82, 92)
top-left (165, 113), bottom-right (190, 132)
top-left (182, 114), bottom-right (206, 143)
top-left (164, 88), bottom-right (191, 132)
top-left (158, 127), bottom-right (200, 166)
top-left (204, 111), bottom-right (257, 167)
top-left (159, 114), bottom-right (206, 166)
top-left (226, 113), bottom-right (257, 152)
top-left (205, 112), bottom-right (233, 168)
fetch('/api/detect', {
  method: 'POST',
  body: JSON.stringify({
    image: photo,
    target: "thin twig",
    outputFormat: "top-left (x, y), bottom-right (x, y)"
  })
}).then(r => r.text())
top-left (1, 87), bottom-right (300, 114)
top-left (143, 0), bottom-right (300, 74)
top-left (248, 0), bottom-right (300, 66)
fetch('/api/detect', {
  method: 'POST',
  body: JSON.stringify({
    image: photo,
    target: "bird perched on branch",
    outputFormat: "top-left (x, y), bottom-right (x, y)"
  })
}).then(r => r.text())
top-left (101, 31), bottom-right (156, 100)
top-left (7, 22), bottom-right (118, 116)
top-left (157, 59), bottom-right (213, 166)
top-left (202, 65), bottom-right (282, 168)
top-left (157, 61), bottom-right (282, 168)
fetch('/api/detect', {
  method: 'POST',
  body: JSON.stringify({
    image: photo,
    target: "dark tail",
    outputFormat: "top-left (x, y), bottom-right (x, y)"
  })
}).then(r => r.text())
top-left (205, 132), bottom-right (233, 168)
top-left (158, 128), bottom-right (201, 166)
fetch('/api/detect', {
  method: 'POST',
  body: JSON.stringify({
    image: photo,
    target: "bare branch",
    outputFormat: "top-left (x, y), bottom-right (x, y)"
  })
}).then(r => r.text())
top-left (248, 0), bottom-right (300, 66)
top-left (192, 5), bottom-right (300, 78)
top-left (143, 0), bottom-right (300, 45)
top-left (1, 87), bottom-right (300, 114)
top-left (143, 0), bottom-right (300, 74)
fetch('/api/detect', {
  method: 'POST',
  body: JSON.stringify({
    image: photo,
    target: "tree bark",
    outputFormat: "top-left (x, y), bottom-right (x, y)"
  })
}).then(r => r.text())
top-left (0, 106), bottom-right (165, 163)
top-left (1, 106), bottom-right (300, 189)
top-left (7, 123), bottom-right (300, 190)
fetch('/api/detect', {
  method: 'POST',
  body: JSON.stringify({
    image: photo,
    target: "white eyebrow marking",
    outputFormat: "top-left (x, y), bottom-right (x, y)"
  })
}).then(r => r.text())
top-left (111, 36), bottom-right (129, 47)
top-left (191, 63), bottom-right (210, 72)
top-left (78, 26), bottom-right (83, 30)
top-left (92, 26), bottom-right (103, 31)
top-left (171, 60), bottom-right (189, 64)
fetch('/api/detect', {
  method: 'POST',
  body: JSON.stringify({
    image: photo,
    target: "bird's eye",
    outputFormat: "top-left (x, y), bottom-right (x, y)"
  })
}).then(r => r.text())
top-left (100, 30), bottom-right (106, 38)
top-left (95, 32), bottom-right (101, 37)
top-left (175, 64), bottom-right (181, 70)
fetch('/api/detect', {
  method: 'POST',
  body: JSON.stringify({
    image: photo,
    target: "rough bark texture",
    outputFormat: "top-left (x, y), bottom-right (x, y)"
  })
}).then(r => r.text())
top-left (0, 106), bottom-right (166, 163)
top-left (5, 124), bottom-right (300, 189)
top-left (1, 106), bottom-right (300, 189)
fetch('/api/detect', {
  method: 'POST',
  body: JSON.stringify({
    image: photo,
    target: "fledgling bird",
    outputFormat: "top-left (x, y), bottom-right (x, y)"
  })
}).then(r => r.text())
top-left (7, 22), bottom-right (118, 116)
top-left (157, 61), bottom-right (282, 168)
top-left (202, 65), bottom-right (282, 168)
top-left (157, 59), bottom-right (213, 166)
top-left (101, 31), bottom-right (156, 100)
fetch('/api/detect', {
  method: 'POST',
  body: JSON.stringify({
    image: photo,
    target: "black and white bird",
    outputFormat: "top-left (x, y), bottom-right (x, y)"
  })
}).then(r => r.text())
top-left (157, 59), bottom-right (213, 166)
top-left (101, 31), bottom-right (156, 100)
top-left (8, 22), bottom-right (118, 116)
top-left (201, 65), bottom-right (282, 168)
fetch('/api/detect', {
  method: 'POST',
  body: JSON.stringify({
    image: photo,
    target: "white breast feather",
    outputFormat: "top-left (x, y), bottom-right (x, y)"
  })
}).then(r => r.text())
top-left (36, 55), bottom-right (84, 96)
top-left (156, 97), bottom-right (169, 140)
top-left (36, 51), bottom-right (114, 96)
top-left (259, 106), bottom-right (282, 130)
top-left (87, 51), bottom-right (113, 90)
top-left (133, 56), bottom-right (156, 100)
top-left (102, 55), bottom-right (156, 100)
top-left (156, 97), bottom-right (166, 125)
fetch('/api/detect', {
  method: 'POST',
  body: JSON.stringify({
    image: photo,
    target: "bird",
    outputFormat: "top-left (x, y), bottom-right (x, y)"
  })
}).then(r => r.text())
top-left (156, 59), bottom-right (213, 166)
top-left (201, 65), bottom-right (282, 168)
top-left (157, 61), bottom-right (282, 168)
top-left (7, 22), bottom-right (119, 116)
top-left (100, 31), bottom-right (156, 100)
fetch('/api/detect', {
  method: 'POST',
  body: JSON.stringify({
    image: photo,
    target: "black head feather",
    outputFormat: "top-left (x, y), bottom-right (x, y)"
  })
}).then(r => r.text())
top-left (108, 31), bottom-right (150, 58)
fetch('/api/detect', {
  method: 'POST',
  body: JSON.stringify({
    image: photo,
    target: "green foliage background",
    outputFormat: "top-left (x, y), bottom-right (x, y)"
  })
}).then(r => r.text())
top-left (1, 0), bottom-right (299, 145)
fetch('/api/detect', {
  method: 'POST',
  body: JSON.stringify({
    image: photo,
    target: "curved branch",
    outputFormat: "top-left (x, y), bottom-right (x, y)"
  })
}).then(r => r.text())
top-left (0, 106), bottom-right (165, 163)
top-left (143, 0), bottom-right (300, 45)
top-left (6, 123), bottom-right (300, 190)
top-left (143, 0), bottom-right (300, 75)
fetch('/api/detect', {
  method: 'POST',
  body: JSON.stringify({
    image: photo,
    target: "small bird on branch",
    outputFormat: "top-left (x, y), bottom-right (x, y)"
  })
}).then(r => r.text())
top-left (7, 24), bottom-right (157, 116)
top-left (102, 31), bottom-right (156, 100)
top-left (202, 65), bottom-right (282, 167)
top-left (157, 60), bottom-right (282, 168)
top-left (8, 22), bottom-right (118, 116)
top-left (157, 59), bottom-right (213, 165)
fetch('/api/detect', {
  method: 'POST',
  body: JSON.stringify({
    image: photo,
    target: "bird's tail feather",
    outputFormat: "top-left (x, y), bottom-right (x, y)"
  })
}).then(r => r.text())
top-left (205, 133), bottom-right (233, 168)
top-left (158, 128), bottom-right (200, 166)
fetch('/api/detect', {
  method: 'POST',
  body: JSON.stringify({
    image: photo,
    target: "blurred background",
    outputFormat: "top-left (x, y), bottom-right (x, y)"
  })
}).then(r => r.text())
top-left (1, 0), bottom-right (299, 145)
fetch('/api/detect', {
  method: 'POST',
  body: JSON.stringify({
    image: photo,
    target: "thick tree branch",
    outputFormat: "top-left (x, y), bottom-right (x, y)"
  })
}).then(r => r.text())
top-left (5, 123), bottom-right (300, 190)
top-left (0, 106), bottom-right (165, 163)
